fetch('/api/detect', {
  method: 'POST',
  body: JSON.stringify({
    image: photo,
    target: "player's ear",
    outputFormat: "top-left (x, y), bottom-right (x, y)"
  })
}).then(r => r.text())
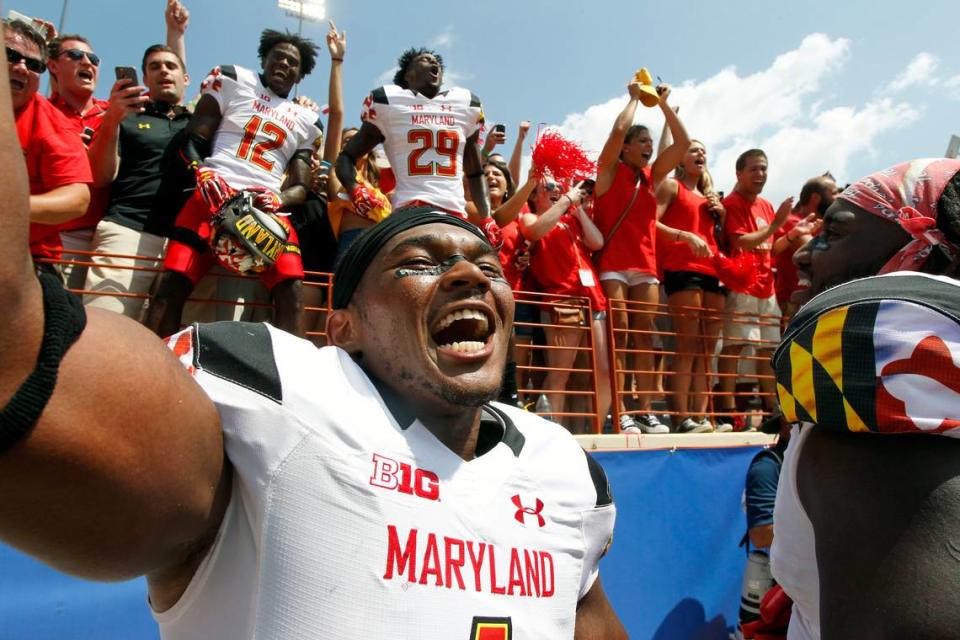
top-left (326, 308), bottom-right (363, 355)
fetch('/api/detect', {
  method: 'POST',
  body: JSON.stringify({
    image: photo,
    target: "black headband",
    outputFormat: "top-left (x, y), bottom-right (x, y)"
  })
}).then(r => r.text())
top-left (331, 207), bottom-right (490, 309)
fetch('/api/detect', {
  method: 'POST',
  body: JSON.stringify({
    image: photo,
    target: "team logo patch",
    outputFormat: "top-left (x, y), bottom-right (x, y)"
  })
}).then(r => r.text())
top-left (469, 616), bottom-right (512, 640)
top-left (511, 495), bottom-right (545, 527)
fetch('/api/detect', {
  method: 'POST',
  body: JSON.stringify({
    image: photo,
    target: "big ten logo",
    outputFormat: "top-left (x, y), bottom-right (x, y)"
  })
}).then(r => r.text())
top-left (369, 453), bottom-right (440, 501)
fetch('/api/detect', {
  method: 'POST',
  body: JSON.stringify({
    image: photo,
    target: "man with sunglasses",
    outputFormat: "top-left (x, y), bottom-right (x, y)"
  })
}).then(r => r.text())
top-left (46, 33), bottom-right (110, 289)
top-left (6, 19), bottom-right (91, 277)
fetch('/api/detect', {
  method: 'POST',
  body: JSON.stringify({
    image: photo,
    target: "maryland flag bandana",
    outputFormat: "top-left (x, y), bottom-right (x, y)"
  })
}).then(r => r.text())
top-left (774, 272), bottom-right (960, 437)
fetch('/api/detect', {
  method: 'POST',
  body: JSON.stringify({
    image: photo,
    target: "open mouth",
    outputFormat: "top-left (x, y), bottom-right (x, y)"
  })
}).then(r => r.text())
top-left (430, 308), bottom-right (494, 355)
top-left (78, 70), bottom-right (94, 81)
top-left (10, 78), bottom-right (24, 91)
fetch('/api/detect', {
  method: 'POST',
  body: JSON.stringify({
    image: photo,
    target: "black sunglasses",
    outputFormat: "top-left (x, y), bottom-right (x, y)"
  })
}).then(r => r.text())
top-left (60, 48), bottom-right (100, 67)
top-left (6, 47), bottom-right (45, 74)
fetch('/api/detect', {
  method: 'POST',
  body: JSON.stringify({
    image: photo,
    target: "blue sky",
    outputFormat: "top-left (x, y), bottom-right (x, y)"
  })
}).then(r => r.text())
top-left (25, 0), bottom-right (960, 202)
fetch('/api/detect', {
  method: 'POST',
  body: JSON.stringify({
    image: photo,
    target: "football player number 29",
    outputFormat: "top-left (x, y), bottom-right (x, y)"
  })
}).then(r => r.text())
top-left (408, 129), bottom-right (460, 177)
top-left (236, 115), bottom-right (287, 172)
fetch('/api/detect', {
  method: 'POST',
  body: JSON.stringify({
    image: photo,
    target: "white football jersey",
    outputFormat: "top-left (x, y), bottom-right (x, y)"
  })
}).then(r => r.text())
top-left (157, 322), bottom-right (615, 640)
top-left (361, 84), bottom-right (484, 214)
top-left (199, 65), bottom-right (322, 192)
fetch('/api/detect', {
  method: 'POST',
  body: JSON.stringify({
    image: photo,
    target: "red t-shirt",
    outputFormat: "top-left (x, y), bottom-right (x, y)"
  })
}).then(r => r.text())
top-left (49, 93), bottom-right (109, 231)
top-left (659, 179), bottom-right (718, 277)
top-left (593, 162), bottom-right (657, 275)
top-left (16, 93), bottom-right (93, 259)
top-left (526, 214), bottom-right (607, 312)
top-left (774, 213), bottom-right (803, 304)
top-left (721, 190), bottom-right (776, 298)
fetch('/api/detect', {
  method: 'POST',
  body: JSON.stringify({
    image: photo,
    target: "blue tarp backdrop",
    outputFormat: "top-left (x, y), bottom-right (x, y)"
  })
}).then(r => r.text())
top-left (0, 445), bottom-right (761, 640)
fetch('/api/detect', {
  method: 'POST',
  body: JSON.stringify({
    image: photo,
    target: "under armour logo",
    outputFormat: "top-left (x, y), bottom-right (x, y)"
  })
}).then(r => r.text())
top-left (440, 104), bottom-right (453, 111)
top-left (511, 495), bottom-right (545, 527)
top-left (138, 123), bottom-right (151, 129)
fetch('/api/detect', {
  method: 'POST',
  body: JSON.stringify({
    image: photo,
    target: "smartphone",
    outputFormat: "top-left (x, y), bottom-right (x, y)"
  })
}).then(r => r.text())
top-left (115, 66), bottom-right (139, 87)
top-left (579, 178), bottom-right (595, 195)
top-left (492, 123), bottom-right (506, 136)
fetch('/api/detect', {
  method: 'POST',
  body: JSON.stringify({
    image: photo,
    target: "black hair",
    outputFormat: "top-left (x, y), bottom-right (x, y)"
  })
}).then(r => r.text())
top-left (736, 148), bottom-right (767, 172)
top-left (393, 47), bottom-right (444, 89)
top-left (3, 19), bottom-right (48, 62)
top-left (141, 44), bottom-right (186, 75)
top-left (484, 158), bottom-right (516, 202)
top-left (928, 170), bottom-right (960, 277)
top-left (258, 29), bottom-right (319, 78)
top-left (48, 33), bottom-right (90, 60)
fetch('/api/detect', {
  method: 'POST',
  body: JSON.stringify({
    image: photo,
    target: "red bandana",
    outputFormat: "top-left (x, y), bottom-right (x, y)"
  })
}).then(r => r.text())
top-left (837, 158), bottom-right (960, 273)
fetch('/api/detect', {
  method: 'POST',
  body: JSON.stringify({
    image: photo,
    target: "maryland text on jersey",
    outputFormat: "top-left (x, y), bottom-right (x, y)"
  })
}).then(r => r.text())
top-left (159, 322), bottom-right (615, 639)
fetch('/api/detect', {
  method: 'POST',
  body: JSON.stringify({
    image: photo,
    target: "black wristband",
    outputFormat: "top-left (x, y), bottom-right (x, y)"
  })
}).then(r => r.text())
top-left (0, 272), bottom-right (87, 452)
top-left (465, 170), bottom-right (483, 179)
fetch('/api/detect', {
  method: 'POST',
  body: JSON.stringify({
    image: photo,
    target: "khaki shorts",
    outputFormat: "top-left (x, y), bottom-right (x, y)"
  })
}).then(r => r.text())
top-left (723, 291), bottom-right (780, 348)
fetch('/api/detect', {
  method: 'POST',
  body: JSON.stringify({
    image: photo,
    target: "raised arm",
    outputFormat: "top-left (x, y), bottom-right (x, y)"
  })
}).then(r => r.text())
top-left (508, 120), bottom-right (530, 183)
top-left (321, 20), bottom-right (346, 165)
top-left (595, 83), bottom-right (642, 197)
top-left (0, 47), bottom-right (227, 597)
top-left (164, 0), bottom-right (189, 69)
top-left (649, 85), bottom-right (689, 188)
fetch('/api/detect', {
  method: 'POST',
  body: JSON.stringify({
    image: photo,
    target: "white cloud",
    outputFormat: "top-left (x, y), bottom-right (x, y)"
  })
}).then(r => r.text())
top-left (374, 66), bottom-right (395, 86)
top-left (529, 34), bottom-right (920, 201)
top-left (944, 74), bottom-right (960, 100)
top-left (886, 52), bottom-right (940, 92)
top-left (431, 25), bottom-right (455, 49)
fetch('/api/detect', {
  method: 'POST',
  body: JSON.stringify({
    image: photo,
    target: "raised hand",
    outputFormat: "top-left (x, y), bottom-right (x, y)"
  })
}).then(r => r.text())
top-left (165, 0), bottom-right (190, 35)
top-left (326, 20), bottom-right (346, 60)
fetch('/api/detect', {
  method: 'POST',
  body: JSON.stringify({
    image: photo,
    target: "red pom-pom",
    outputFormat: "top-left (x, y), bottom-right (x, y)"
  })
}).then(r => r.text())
top-left (531, 130), bottom-right (597, 185)
top-left (712, 251), bottom-right (759, 293)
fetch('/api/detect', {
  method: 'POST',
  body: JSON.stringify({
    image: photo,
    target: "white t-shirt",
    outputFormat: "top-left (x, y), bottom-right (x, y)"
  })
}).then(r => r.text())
top-left (200, 65), bottom-right (322, 192)
top-left (156, 322), bottom-right (615, 639)
top-left (361, 84), bottom-right (484, 214)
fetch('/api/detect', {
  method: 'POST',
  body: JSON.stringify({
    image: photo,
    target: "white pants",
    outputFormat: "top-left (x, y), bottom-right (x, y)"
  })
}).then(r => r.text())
top-left (60, 227), bottom-right (96, 291)
top-left (84, 220), bottom-right (166, 318)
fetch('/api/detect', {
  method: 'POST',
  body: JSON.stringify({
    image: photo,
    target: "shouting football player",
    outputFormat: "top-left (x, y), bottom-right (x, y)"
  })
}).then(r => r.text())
top-left (335, 48), bottom-right (501, 245)
top-left (0, 25), bottom-right (627, 631)
top-left (143, 29), bottom-right (324, 338)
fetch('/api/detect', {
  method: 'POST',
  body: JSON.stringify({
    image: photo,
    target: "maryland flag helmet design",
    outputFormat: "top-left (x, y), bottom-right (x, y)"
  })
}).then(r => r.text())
top-left (774, 273), bottom-right (960, 437)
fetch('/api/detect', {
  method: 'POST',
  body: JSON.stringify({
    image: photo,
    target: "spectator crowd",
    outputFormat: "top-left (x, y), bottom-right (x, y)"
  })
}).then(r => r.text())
top-left (10, 1), bottom-right (846, 435)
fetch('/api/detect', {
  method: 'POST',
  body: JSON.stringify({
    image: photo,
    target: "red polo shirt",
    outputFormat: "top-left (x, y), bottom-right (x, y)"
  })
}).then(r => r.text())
top-left (16, 93), bottom-right (93, 259)
top-left (49, 92), bottom-right (109, 231)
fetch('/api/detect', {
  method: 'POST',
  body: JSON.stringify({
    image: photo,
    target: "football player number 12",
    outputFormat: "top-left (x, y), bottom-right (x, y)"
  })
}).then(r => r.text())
top-left (237, 115), bottom-right (287, 172)
top-left (408, 129), bottom-right (460, 177)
